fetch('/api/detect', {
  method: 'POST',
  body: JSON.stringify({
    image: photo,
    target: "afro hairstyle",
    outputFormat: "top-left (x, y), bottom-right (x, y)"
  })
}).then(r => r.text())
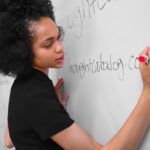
top-left (0, 0), bottom-right (55, 78)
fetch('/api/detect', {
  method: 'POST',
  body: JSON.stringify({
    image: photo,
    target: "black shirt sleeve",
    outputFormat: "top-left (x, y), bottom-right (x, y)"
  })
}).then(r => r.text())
top-left (29, 85), bottom-right (74, 141)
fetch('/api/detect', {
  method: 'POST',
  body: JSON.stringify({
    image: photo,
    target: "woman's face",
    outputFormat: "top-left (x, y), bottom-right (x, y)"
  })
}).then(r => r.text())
top-left (31, 17), bottom-right (64, 71)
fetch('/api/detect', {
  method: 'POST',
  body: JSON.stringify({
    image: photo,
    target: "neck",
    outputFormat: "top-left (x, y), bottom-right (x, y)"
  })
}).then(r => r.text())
top-left (33, 67), bottom-right (49, 75)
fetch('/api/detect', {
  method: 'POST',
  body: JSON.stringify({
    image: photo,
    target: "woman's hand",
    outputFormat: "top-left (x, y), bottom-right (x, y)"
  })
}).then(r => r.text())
top-left (139, 47), bottom-right (150, 89)
top-left (54, 78), bottom-right (69, 107)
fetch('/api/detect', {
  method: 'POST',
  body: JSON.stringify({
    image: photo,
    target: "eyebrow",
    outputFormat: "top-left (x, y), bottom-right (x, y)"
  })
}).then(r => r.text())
top-left (40, 26), bottom-right (61, 46)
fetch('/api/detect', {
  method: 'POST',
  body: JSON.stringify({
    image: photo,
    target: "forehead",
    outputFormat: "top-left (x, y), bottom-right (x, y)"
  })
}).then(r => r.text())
top-left (34, 17), bottom-right (58, 41)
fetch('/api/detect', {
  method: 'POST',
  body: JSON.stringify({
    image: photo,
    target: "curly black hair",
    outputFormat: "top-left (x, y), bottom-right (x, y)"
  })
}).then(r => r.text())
top-left (0, 0), bottom-right (55, 78)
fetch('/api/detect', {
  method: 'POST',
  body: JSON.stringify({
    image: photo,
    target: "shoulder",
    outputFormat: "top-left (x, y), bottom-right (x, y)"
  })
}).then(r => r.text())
top-left (10, 69), bottom-right (57, 106)
top-left (12, 68), bottom-right (54, 93)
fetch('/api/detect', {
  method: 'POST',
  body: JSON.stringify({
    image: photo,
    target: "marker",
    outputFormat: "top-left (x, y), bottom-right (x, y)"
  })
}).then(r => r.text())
top-left (139, 55), bottom-right (150, 64)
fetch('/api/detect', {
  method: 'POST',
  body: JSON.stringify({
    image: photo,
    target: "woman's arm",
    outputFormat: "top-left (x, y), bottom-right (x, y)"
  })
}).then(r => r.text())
top-left (50, 47), bottom-right (150, 150)
top-left (102, 88), bottom-right (150, 150)
top-left (51, 90), bottom-right (150, 150)
top-left (5, 126), bottom-right (14, 149)
top-left (103, 47), bottom-right (150, 150)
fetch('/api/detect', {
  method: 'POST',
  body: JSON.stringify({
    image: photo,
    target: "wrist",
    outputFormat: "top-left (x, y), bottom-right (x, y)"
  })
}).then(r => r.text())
top-left (137, 87), bottom-right (150, 109)
top-left (142, 86), bottom-right (150, 97)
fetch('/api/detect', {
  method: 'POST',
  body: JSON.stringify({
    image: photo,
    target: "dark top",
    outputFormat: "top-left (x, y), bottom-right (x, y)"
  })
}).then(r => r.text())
top-left (8, 68), bottom-right (74, 150)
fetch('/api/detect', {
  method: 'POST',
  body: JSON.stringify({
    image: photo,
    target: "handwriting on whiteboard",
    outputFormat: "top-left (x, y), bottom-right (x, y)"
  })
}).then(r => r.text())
top-left (67, 53), bottom-right (139, 81)
top-left (57, 0), bottom-right (117, 38)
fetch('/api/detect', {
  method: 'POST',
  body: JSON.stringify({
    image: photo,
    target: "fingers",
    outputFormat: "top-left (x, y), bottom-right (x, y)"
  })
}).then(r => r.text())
top-left (139, 47), bottom-right (150, 88)
top-left (139, 47), bottom-right (150, 67)
top-left (63, 92), bottom-right (69, 101)
top-left (139, 47), bottom-right (150, 57)
top-left (55, 78), bottom-right (64, 89)
top-left (148, 47), bottom-right (150, 56)
top-left (61, 92), bottom-right (69, 107)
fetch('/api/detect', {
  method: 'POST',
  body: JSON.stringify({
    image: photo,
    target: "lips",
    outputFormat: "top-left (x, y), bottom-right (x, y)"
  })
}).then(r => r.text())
top-left (56, 56), bottom-right (64, 63)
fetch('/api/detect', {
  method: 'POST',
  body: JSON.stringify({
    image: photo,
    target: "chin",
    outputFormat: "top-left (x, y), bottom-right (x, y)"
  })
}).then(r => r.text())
top-left (57, 66), bottom-right (63, 69)
top-left (56, 64), bottom-right (64, 68)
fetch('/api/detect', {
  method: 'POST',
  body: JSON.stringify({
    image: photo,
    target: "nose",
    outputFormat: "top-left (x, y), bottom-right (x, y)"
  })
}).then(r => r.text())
top-left (54, 40), bottom-right (63, 53)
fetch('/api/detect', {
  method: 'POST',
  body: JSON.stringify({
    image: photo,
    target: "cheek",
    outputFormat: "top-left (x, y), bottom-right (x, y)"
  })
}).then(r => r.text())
top-left (33, 49), bottom-right (54, 66)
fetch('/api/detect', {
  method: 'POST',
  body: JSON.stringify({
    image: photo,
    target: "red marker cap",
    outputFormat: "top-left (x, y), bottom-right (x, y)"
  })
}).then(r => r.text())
top-left (139, 55), bottom-right (149, 63)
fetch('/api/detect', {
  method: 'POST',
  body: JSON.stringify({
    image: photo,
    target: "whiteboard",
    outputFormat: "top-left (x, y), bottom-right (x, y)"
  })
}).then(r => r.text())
top-left (51, 0), bottom-right (150, 149)
top-left (0, 75), bottom-right (14, 150)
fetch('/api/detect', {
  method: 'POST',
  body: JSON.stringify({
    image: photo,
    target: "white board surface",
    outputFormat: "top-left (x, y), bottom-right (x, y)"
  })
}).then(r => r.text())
top-left (51, 0), bottom-right (150, 149)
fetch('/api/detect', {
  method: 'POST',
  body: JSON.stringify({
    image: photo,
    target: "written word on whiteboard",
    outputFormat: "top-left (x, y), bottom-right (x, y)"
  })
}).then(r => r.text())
top-left (57, 0), bottom-right (117, 38)
top-left (67, 52), bottom-right (139, 81)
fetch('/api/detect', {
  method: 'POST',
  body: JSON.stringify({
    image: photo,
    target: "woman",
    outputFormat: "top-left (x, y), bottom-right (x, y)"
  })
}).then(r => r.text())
top-left (1, 0), bottom-right (150, 149)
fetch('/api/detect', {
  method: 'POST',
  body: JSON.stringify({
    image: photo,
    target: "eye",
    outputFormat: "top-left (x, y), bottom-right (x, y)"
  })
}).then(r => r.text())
top-left (44, 43), bottom-right (53, 48)
top-left (58, 26), bottom-right (65, 41)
